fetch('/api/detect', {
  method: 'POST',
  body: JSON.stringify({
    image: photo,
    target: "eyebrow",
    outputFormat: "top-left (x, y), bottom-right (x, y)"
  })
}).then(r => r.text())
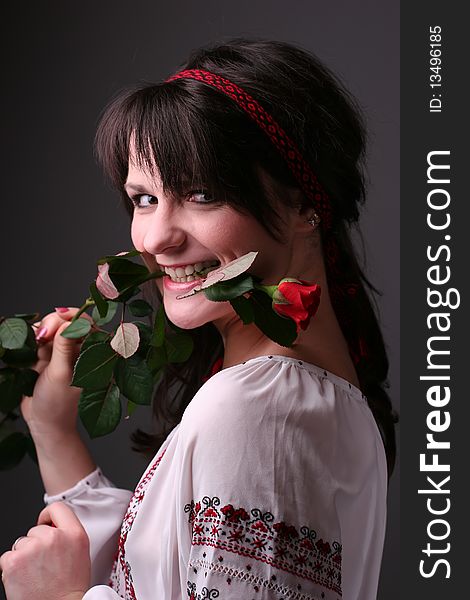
top-left (123, 183), bottom-right (151, 194)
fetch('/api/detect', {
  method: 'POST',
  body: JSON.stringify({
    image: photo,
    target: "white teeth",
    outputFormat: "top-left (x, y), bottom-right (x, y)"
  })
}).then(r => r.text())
top-left (162, 259), bottom-right (220, 282)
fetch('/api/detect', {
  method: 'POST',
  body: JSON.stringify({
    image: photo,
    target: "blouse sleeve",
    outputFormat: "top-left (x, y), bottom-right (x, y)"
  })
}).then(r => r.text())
top-left (174, 365), bottom-right (344, 600)
top-left (44, 467), bottom-right (133, 587)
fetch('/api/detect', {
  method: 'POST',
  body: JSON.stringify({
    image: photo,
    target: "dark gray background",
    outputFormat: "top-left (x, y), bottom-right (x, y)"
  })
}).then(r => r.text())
top-left (0, 1), bottom-right (399, 598)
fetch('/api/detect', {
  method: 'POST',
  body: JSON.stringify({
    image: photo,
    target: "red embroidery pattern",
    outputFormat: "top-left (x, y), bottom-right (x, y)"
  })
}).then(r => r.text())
top-left (108, 448), bottom-right (167, 598)
top-left (184, 496), bottom-right (342, 596)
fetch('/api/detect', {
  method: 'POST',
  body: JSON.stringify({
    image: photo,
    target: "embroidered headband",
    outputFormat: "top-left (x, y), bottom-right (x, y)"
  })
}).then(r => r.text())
top-left (165, 69), bottom-right (332, 230)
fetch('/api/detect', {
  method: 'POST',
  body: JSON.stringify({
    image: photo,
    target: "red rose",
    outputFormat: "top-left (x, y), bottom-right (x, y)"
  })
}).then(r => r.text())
top-left (272, 278), bottom-right (321, 333)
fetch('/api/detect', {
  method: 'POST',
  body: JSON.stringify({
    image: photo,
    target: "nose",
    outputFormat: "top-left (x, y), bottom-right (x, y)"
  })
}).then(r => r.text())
top-left (132, 202), bottom-right (186, 256)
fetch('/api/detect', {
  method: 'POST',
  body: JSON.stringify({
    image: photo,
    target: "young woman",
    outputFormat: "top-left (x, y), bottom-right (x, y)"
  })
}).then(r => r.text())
top-left (0, 38), bottom-right (397, 600)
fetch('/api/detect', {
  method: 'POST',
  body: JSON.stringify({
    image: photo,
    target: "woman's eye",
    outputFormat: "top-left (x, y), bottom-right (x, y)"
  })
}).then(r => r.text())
top-left (187, 190), bottom-right (215, 203)
top-left (130, 194), bottom-right (157, 208)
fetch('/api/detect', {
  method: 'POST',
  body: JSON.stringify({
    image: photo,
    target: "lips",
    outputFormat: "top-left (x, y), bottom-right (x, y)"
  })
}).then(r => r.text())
top-left (163, 276), bottom-right (205, 292)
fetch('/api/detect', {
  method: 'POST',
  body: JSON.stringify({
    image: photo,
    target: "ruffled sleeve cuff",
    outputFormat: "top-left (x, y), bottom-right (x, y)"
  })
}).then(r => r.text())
top-left (43, 467), bottom-right (114, 505)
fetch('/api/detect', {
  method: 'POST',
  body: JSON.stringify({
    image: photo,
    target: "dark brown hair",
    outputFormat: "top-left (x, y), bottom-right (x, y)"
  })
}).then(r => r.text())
top-left (94, 37), bottom-right (398, 478)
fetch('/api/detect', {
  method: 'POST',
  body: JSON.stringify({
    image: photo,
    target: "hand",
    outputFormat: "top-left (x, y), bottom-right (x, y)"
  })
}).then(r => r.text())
top-left (21, 307), bottom-right (93, 441)
top-left (0, 502), bottom-right (90, 600)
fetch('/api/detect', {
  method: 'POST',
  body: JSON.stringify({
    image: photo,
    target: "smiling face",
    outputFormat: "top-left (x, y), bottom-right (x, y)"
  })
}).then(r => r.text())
top-left (126, 156), bottom-right (305, 331)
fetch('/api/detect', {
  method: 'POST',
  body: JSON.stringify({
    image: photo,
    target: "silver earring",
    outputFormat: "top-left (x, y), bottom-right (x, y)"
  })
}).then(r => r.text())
top-left (307, 211), bottom-right (321, 228)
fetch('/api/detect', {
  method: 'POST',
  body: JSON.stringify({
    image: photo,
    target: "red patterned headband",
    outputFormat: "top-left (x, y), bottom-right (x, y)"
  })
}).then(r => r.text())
top-left (165, 69), bottom-right (332, 230)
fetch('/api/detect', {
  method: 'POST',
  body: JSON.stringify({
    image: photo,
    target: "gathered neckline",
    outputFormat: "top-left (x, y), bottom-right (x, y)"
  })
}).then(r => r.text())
top-left (219, 354), bottom-right (366, 403)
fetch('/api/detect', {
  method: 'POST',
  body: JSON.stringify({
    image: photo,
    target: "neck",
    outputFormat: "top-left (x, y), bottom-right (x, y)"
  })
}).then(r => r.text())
top-left (212, 277), bottom-right (359, 388)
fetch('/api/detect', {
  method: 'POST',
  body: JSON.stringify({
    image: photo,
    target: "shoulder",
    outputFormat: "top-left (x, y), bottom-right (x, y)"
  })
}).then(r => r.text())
top-left (179, 363), bottom-right (258, 439)
top-left (179, 355), bottom-right (343, 447)
top-left (181, 355), bottom-right (302, 423)
top-left (179, 356), bottom-right (380, 465)
top-left (183, 354), bottom-right (359, 414)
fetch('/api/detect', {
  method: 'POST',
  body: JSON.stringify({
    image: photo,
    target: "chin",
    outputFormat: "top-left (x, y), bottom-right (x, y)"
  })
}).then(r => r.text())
top-left (163, 296), bottom-right (232, 330)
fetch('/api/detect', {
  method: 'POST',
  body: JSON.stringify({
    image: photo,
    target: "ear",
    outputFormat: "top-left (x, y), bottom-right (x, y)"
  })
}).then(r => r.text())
top-left (293, 202), bottom-right (321, 235)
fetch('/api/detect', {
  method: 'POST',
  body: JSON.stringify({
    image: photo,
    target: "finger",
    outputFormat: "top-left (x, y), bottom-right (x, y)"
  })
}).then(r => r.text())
top-left (37, 502), bottom-right (82, 531)
top-left (34, 308), bottom-right (94, 344)
top-left (10, 536), bottom-right (29, 552)
top-left (0, 549), bottom-right (14, 574)
top-left (25, 524), bottom-right (56, 539)
top-left (33, 314), bottom-right (68, 345)
top-left (52, 307), bottom-right (94, 324)
top-left (47, 321), bottom-right (84, 380)
top-left (31, 341), bottom-right (53, 372)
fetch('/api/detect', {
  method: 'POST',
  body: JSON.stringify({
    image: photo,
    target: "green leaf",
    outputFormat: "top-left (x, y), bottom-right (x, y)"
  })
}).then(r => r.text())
top-left (230, 295), bottom-right (255, 324)
top-left (114, 355), bottom-right (154, 405)
top-left (89, 281), bottom-right (108, 318)
top-left (128, 299), bottom-right (153, 317)
top-left (165, 332), bottom-right (194, 363)
top-left (0, 318), bottom-right (28, 350)
top-left (107, 258), bottom-right (150, 290)
top-left (72, 342), bottom-right (118, 390)
top-left (126, 400), bottom-right (138, 418)
top-left (92, 301), bottom-right (118, 326)
top-left (150, 304), bottom-right (166, 347)
top-left (79, 383), bottom-right (122, 438)
top-left (0, 367), bottom-right (36, 410)
top-left (97, 249), bottom-right (142, 264)
top-left (146, 345), bottom-right (168, 376)
top-left (1, 344), bottom-right (37, 368)
top-left (0, 431), bottom-right (28, 470)
top-left (203, 274), bottom-right (254, 302)
top-left (250, 289), bottom-right (297, 347)
top-left (135, 322), bottom-right (152, 356)
top-left (0, 368), bottom-right (23, 412)
top-left (0, 346), bottom-right (5, 359)
top-left (97, 257), bottom-right (161, 303)
top-left (61, 318), bottom-right (92, 339)
top-left (1, 325), bottom-right (37, 367)
top-left (81, 331), bottom-right (111, 353)
top-left (116, 285), bottom-right (141, 304)
top-left (18, 368), bottom-right (39, 396)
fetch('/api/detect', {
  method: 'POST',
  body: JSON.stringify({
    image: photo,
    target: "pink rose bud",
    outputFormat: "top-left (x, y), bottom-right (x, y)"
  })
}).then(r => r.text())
top-left (96, 263), bottom-right (119, 299)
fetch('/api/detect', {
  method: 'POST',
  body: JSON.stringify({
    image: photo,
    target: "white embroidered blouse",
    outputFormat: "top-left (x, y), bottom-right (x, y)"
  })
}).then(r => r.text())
top-left (44, 354), bottom-right (388, 600)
